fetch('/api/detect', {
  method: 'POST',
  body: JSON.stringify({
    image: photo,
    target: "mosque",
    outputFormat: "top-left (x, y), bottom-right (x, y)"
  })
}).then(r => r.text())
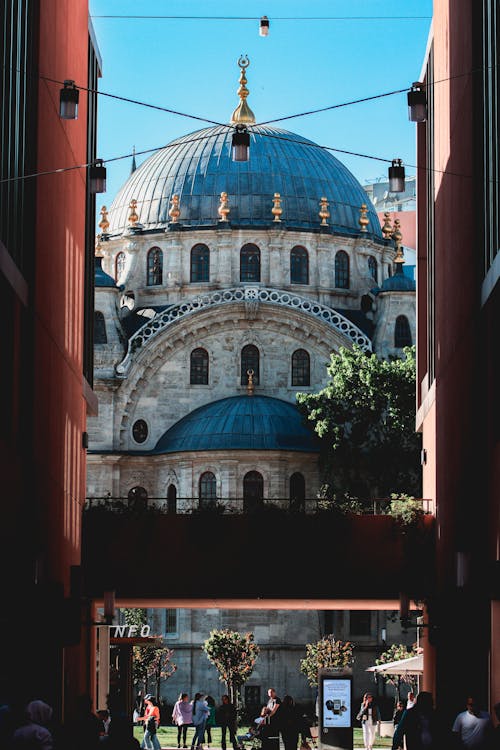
top-left (87, 57), bottom-right (416, 707)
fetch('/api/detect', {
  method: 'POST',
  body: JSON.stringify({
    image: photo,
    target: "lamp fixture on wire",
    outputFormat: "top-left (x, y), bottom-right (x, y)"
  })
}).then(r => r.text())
top-left (407, 82), bottom-right (427, 122)
top-left (259, 15), bottom-right (269, 36)
top-left (89, 159), bottom-right (107, 193)
top-left (59, 79), bottom-right (79, 119)
top-left (388, 158), bottom-right (405, 193)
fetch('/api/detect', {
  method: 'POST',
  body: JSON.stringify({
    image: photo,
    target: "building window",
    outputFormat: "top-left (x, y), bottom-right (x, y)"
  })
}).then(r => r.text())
top-left (190, 244), bottom-right (210, 282)
top-left (167, 485), bottom-right (177, 514)
top-left (165, 608), bottom-right (178, 635)
top-left (289, 472), bottom-right (306, 511)
top-left (243, 471), bottom-right (264, 511)
top-left (335, 251), bottom-right (349, 288)
top-left (190, 348), bottom-right (209, 385)
top-left (94, 311), bottom-right (107, 344)
top-left (349, 611), bottom-right (371, 636)
top-left (394, 315), bottom-right (412, 347)
top-left (290, 246), bottom-right (309, 285)
top-left (240, 244), bottom-right (261, 282)
top-left (147, 247), bottom-right (163, 286)
top-left (115, 252), bottom-right (126, 282)
top-left (245, 686), bottom-right (261, 708)
top-left (368, 256), bottom-right (378, 283)
top-left (199, 472), bottom-right (217, 507)
top-left (241, 345), bottom-right (260, 385)
top-left (132, 419), bottom-right (148, 444)
top-left (127, 486), bottom-right (148, 511)
top-left (291, 349), bottom-right (310, 386)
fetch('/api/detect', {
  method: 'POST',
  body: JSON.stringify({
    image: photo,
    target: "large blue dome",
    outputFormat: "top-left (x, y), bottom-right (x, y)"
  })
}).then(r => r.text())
top-left (108, 125), bottom-right (381, 237)
top-left (153, 395), bottom-right (320, 454)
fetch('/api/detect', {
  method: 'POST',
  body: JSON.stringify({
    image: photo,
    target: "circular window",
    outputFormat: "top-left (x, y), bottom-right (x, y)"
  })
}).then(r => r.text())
top-left (132, 419), bottom-right (148, 443)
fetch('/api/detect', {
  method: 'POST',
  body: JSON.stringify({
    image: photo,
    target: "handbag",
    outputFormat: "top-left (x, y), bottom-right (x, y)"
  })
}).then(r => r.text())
top-left (147, 716), bottom-right (157, 734)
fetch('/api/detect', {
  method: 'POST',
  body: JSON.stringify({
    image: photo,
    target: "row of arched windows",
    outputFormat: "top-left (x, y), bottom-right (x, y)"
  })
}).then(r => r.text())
top-left (113, 245), bottom-right (380, 287)
top-left (190, 345), bottom-right (311, 387)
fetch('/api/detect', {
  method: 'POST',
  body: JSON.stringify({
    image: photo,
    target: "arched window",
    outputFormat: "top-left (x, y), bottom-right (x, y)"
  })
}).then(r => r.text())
top-left (360, 295), bottom-right (373, 314)
top-left (190, 244), bottom-right (210, 282)
top-left (241, 345), bottom-right (260, 385)
top-left (199, 472), bottom-right (217, 507)
top-left (94, 311), bottom-right (107, 344)
top-left (291, 349), bottom-right (310, 386)
top-left (132, 419), bottom-right (148, 444)
top-left (147, 247), bottom-right (163, 286)
top-left (167, 485), bottom-right (177, 514)
top-left (240, 244), bottom-right (261, 282)
top-left (243, 471), bottom-right (264, 512)
top-left (290, 246), bottom-right (309, 285)
top-left (289, 472), bottom-right (306, 511)
top-left (394, 315), bottom-right (412, 347)
top-left (190, 348), bottom-right (209, 384)
top-left (115, 252), bottom-right (126, 282)
top-left (127, 486), bottom-right (148, 512)
top-left (335, 250), bottom-right (349, 288)
top-left (368, 255), bottom-right (378, 283)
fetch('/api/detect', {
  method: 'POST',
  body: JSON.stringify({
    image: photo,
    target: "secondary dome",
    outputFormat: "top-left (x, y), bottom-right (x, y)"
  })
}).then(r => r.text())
top-left (107, 125), bottom-right (382, 236)
top-left (153, 395), bottom-right (320, 454)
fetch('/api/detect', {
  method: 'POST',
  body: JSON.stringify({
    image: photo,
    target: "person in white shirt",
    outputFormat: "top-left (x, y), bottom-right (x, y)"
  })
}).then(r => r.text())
top-left (406, 693), bottom-right (416, 710)
top-left (452, 696), bottom-right (493, 750)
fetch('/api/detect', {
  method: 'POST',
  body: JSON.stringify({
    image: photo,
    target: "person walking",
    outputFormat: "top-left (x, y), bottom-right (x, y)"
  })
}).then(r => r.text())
top-left (191, 693), bottom-right (210, 750)
top-left (172, 694), bottom-right (192, 749)
top-left (204, 696), bottom-right (216, 748)
top-left (217, 695), bottom-right (238, 750)
top-left (392, 701), bottom-right (405, 750)
top-left (356, 693), bottom-right (381, 750)
top-left (277, 695), bottom-right (301, 750)
top-left (137, 694), bottom-right (161, 750)
top-left (392, 691), bottom-right (442, 750)
top-left (452, 695), bottom-right (494, 750)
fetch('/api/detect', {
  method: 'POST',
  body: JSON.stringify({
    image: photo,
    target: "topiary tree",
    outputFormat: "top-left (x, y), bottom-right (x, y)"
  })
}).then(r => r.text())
top-left (375, 643), bottom-right (418, 701)
top-left (300, 634), bottom-right (354, 687)
top-left (124, 608), bottom-right (177, 697)
top-left (203, 629), bottom-right (260, 711)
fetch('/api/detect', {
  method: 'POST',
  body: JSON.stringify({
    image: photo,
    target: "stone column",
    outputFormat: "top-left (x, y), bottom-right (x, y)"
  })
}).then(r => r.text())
top-left (216, 231), bottom-right (234, 286)
top-left (268, 232), bottom-right (284, 287)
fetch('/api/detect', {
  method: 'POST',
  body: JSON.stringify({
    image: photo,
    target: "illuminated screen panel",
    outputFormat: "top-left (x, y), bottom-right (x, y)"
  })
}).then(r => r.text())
top-left (322, 678), bottom-right (351, 729)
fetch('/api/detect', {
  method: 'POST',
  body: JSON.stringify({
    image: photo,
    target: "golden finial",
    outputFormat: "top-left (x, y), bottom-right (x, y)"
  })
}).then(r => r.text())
top-left (272, 192), bottom-right (282, 222)
top-left (128, 198), bottom-right (139, 227)
top-left (382, 211), bottom-right (393, 240)
top-left (247, 369), bottom-right (255, 396)
top-left (169, 194), bottom-right (180, 223)
top-left (359, 204), bottom-right (369, 233)
top-left (95, 234), bottom-right (103, 257)
top-left (230, 55), bottom-right (256, 125)
top-left (99, 205), bottom-right (109, 234)
top-left (218, 191), bottom-right (230, 222)
top-left (319, 197), bottom-right (330, 226)
top-left (393, 218), bottom-right (405, 263)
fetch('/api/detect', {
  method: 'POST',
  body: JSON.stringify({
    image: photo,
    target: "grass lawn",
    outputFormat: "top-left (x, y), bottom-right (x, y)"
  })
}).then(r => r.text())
top-left (134, 726), bottom-right (392, 749)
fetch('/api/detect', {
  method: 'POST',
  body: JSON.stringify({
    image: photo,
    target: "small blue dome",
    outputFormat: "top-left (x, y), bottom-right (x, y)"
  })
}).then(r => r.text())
top-left (108, 125), bottom-right (382, 237)
top-left (375, 265), bottom-right (416, 294)
top-left (95, 256), bottom-right (116, 288)
top-left (153, 395), bottom-right (320, 454)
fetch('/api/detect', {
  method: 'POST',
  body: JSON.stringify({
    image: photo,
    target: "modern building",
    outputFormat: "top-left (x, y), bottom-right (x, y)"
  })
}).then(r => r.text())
top-left (415, 0), bottom-right (500, 722)
top-left (0, 0), bottom-right (100, 720)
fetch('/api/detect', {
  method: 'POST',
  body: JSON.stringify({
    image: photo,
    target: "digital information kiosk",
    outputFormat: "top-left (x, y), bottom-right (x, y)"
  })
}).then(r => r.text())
top-left (318, 668), bottom-right (353, 750)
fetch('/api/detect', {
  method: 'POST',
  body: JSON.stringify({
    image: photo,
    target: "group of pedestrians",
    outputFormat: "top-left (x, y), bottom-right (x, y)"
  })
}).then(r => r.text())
top-left (237, 688), bottom-right (311, 750)
top-left (171, 692), bottom-right (239, 750)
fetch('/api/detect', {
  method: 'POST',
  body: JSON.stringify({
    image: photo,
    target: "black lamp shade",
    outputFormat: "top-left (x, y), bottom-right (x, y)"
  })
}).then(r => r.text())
top-left (388, 159), bottom-right (405, 193)
top-left (408, 87), bottom-right (427, 122)
top-left (232, 129), bottom-right (250, 162)
top-left (60, 80), bottom-right (79, 120)
top-left (89, 160), bottom-right (107, 193)
top-left (260, 16), bottom-right (269, 36)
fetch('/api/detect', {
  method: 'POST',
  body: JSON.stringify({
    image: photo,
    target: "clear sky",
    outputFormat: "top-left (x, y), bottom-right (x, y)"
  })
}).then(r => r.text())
top-left (89, 0), bottom-right (432, 217)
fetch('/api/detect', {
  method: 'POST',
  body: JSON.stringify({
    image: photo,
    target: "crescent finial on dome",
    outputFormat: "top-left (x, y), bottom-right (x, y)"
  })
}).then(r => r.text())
top-left (230, 55), bottom-right (256, 125)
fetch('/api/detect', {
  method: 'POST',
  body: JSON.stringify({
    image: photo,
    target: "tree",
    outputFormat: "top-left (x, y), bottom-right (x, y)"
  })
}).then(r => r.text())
top-left (203, 629), bottom-right (260, 708)
top-left (300, 634), bottom-right (354, 687)
top-left (124, 608), bottom-right (177, 696)
top-left (296, 345), bottom-right (421, 503)
top-left (375, 644), bottom-right (418, 701)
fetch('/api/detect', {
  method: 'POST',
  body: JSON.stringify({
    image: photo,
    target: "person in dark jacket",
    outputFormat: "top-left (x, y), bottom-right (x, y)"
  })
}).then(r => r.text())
top-left (356, 694), bottom-right (381, 750)
top-left (277, 695), bottom-right (301, 750)
top-left (392, 691), bottom-right (443, 750)
top-left (393, 701), bottom-right (405, 750)
top-left (217, 695), bottom-right (238, 750)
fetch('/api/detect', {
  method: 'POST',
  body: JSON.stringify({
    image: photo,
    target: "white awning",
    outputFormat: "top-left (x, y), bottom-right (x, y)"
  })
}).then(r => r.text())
top-left (366, 654), bottom-right (423, 675)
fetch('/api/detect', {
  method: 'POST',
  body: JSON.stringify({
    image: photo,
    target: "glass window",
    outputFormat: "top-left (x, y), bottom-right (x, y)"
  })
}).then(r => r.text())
top-left (94, 311), bottom-right (107, 344)
top-left (240, 244), bottom-right (261, 282)
top-left (190, 348), bottom-right (209, 385)
top-left (289, 472), bottom-right (306, 511)
top-left (395, 315), bottom-right (412, 347)
top-left (132, 419), bottom-right (148, 444)
top-left (243, 471), bottom-right (264, 511)
top-left (167, 484), bottom-right (177, 514)
top-left (291, 349), bottom-right (310, 386)
top-left (349, 611), bottom-right (371, 636)
top-left (165, 608), bottom-right (178, 635)
top-left (147, 247), bottom-right (163, 286)
top-left (368, 256), bottom-right (378, 283)
top-left (290, 246), bottom-right (309, 285)
top-left (199, 472), bottom-right (217, 507)
top-left (115, 252), bottom-right (126, 282)
top-left (241, 345), bottom-right (260, 385)
top-left (190, 244), bottom-right (210, 282)
top-left (335, 251), bottom-right (349, 288)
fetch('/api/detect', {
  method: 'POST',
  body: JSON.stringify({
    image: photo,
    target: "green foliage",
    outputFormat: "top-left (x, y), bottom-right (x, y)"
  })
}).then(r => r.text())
top-left (389, 494), bottom-right (425, 525)
top-left (300, 634), bottom-right (354, 687)
top-left (203, 629), bottom-right (260, 706)
top-left (123, 608), bottom-right (147, 627)
top-left (375, 643), bottom-right (418, 693)
top-left (124, 609), bottom-right (177, 694)
top-left (297, 345), bottom-right (421, 501)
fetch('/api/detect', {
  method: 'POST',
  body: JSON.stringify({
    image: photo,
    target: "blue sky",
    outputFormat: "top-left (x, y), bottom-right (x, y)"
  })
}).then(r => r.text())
top-left (89, 0), bottom-right (432, 215)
